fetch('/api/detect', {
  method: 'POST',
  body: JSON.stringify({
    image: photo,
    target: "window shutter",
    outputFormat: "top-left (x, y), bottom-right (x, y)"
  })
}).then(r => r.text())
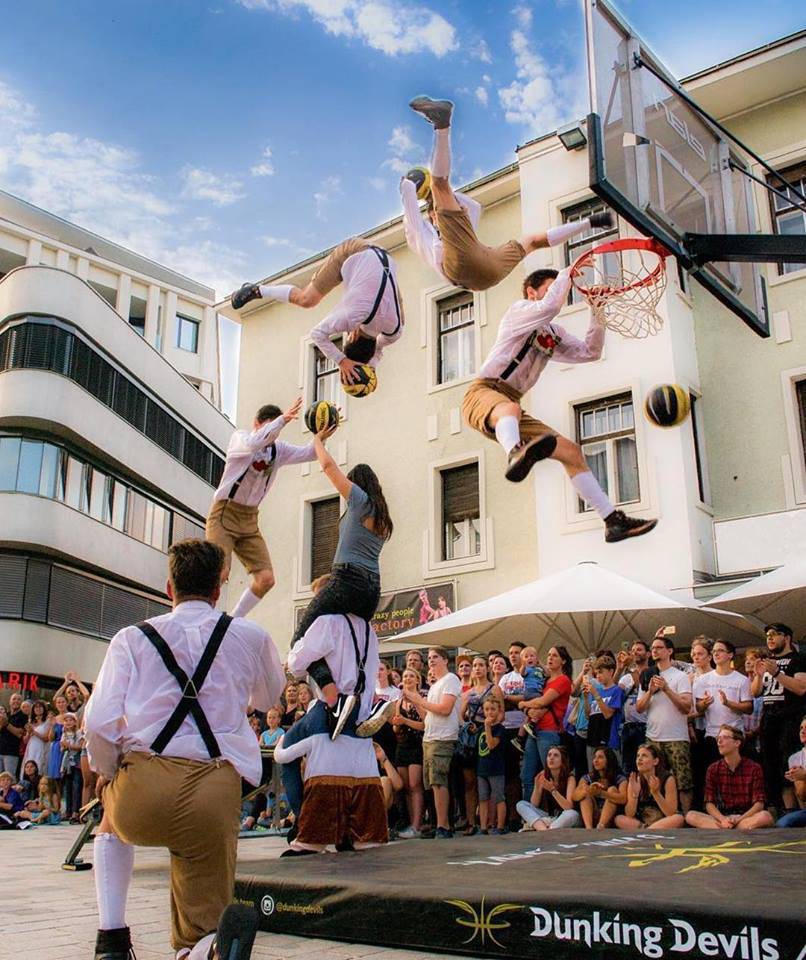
top-left (0, 555), bottom-right (27, 617)
top-left (23, 559), bottom-right (51, 622)
top-left (442, 464), bottom-right (479, 524)
top-left (310, 497), bottom-right (340, 580)
top-left (100, 583), bottom-right (150, 638)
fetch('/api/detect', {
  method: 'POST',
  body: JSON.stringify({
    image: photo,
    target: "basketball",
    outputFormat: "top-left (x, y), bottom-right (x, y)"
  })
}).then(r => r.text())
top-left (644, 384), bottom-right (691, 427)
top-left (304, 400), bottom-right (340, 434)
top-left (342, 364), bottom-right (377, 398)
top-left (406, 166), bottom-right (432, 201)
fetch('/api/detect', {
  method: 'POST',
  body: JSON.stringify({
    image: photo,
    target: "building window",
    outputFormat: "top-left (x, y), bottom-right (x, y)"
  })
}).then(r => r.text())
top-left (313, 338), bottom-right (342, 406)
top-left (0, 318), bottom-right (224, 485)
top-left (690, 394), bottom-right (708, 504)
top-left (767, 161), bottom-right (806, 275)
top-left (441, 462), bottom-right (481, 561)
top-left (563, 198), bottom-right (619, 303)
top-left (310, 496), bottom-right (340, 581)
top-left (575, 394), bottom-right (639, 512)
top-left (0, 551), bottom-right (170, 640)
top-left (437, 292), bottom-right (475, 384)
top-left (0, 431), bottom-right (203, 553)
top-left (176, 314), bottom-right (200, 353)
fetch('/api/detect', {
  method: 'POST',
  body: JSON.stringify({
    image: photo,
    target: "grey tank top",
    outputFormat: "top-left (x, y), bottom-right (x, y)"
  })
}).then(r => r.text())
top-left (333, 485), bottom-right (385, 573)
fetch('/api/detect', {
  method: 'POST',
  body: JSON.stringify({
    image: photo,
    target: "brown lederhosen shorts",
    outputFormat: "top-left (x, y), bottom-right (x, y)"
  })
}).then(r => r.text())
top-left (437, 207), bottom-right (526, 292)
top-left (205, 499), bottom-right (272, 575)
top-left (296, 775), bottom-right (388, 847)
top-left (462, 377), bottom-right (556, 442)
top-left (311, 237), bottom-right (373, 296)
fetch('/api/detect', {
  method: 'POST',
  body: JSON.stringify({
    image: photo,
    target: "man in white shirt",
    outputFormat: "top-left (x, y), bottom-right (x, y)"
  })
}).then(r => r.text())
top-left (462, 265), bottom-right (657, 543)
top-left (403, 647), bottom-right (462, 838)
top-left (85, 539), bottom-right (286, 960)
top-left (230, 238), bottom-right (404, 389)
top-left (276, 612), bottom-right (387, 853)
top-left (206, 397), bottom-right (335, 620)
top-left (693, 639), bottom-right (753, 767)
top-left (636, 633), bottom-right (694, 811)
top-left (404, 96), bottom-right (612, 291)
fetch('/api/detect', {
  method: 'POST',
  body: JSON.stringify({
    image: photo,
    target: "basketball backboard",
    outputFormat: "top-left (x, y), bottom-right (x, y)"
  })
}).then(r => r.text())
top-left (584, 0), bottom-right (770, 336)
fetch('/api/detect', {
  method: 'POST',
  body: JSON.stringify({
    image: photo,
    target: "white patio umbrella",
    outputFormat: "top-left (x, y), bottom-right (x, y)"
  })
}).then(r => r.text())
top-left (707, 558), bottom-right (806, 637)
top-left (388, 561), bottom-right (759, 658)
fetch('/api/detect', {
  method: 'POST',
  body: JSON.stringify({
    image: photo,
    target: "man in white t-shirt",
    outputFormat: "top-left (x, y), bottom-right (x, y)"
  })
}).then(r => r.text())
top-left (637, 633), bottom-right (693, 811)
top-left (403, 647), bottom-right (461, 838)
top-left (693, 639), bottom-right (753, 767)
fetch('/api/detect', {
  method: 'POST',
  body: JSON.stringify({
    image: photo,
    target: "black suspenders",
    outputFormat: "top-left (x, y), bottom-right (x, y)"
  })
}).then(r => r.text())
top-left (228, 442), bottom-right (276, 501)
top-left (342, 614), bottom-right (370, 697)
top-left (363, 246), bottom-right (402, 337)
top-left (500, 330), bottom-right (537, 381)
top-left (136, 613), bottom-right (232, 759)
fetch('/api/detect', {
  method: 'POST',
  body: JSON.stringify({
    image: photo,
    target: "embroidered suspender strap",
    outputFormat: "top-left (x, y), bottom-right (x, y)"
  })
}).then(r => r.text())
top-left (500, 330), bottom-right (537, 381)
top-left (363, 246), bottom-right (402, 336)
top-left (342, 614), bottom-right (370, 697)
top-left (136, 613), bottom-right (233, 759)
top-left (228, 443), bottom-right (276, 500)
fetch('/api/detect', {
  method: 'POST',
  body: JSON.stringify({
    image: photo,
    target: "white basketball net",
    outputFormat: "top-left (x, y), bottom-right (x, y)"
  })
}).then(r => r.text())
top-left (572, 242), bottom-right (668, 339)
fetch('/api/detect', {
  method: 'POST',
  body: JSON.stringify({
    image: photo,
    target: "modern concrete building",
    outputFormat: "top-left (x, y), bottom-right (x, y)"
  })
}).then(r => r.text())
top-left (0, 192), bottom-right (233, 697)
top-left (222, 31), bottom-right (805, 653)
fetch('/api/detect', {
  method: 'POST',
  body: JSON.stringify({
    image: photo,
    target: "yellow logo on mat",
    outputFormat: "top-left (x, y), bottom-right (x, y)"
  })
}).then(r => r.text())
top-left (445, 897), bottom-right (523, 949)
top-left (605, 838), bottom-right (806, 874)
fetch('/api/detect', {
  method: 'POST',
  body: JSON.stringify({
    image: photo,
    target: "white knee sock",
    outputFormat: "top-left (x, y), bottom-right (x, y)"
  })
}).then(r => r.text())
top-left (494, 416), bottom-right (521, 454)
top-left (431, 127), bottom-right (451, 179)
top-left (258, 283), bottom-right (294, 302)
top-left (232, 587), bottom-right (262, 618)
top-left (94, 833), bottom-right (135, 930)
top-left (571, 470), bottom-right (615, 519)
top-left (546, 219), bottom-right (593, 247)
top-left (187, 933), bottom-right (215, 960)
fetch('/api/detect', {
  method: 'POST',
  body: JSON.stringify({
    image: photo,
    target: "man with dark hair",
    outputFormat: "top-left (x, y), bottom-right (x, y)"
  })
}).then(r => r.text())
top-left (750, 622), bottom-right (806, 815)
top-left (462, 264), bottom-right (656, 543)
top-left (206, 395), bottom-right (335, 619)
top-left (401, 95), bottom-right (612, 291)
top-left (0, 692), bottom-right (26, 776)
top-left (617, 640), bottom-right (650, 773)
top-left (230, 238), bottom-right (404, 389)
top-left (685, 725), bottom-right (773, 830)
top-left (85, 539), bottom-right (286, 960)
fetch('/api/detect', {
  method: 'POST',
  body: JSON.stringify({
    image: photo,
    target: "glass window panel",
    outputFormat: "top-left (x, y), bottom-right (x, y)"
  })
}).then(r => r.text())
top-left (615, 436), bottom-right (640, 503)
top-left (143, 500), bottom-right (155, 545)
top-left (151, 504), bottom-right (168, 551)
top-left (111, 481), bottom-right (128, 531)
top-left (608, 406), bottom-right (621, 432)
top-left (126, 490), bottom-right (147, 541)
top-left (779, 211), bottom-right (805, 235)
top-left (64, 456), bottom-right (84, 510)
top-left (594, 408), bottom-right (607, 435)
top-left (88, 468), bottom-right (109, 521)
top-left (16, 440), bottom-right (43, 494)
top-left (177, 316), bottom-right (199, 353)
top-left (622, 402), bottom-right (634, 429)
top-left (583, 441), bottom-right (609, 498)
top-left (581, 411), bottom-right (594, 439)
top-left (0, 436), bottom-right (21, 490)
top-left (39, 444), bottom-right (61, 499)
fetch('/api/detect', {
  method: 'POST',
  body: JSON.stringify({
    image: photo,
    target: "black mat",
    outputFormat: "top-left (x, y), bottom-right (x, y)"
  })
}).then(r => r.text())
top-left (235, 830), bottom-right (806, 959)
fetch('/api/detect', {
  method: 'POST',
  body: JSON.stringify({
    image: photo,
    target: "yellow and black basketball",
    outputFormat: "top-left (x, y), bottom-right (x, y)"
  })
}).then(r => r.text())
top-left (644, 384), bottom-right (691, 427)
top-left (304, 400), bottom-right (340, 434)
top-left (342, 364), bottom-right (377, 398)
top-left (406, 166), bottom-right (432, 201)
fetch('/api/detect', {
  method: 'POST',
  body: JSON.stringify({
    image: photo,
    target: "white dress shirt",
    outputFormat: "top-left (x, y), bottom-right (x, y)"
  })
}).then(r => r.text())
top-left (273, 730), bottom-right (377, 780)
top-left (477, 270), bottom-right (605, 395)
top-left (84, 601), bottom-right (285, 784)
top-left (287, 613), bottom-right (380, 723)
top-left (309, 248), bottom-right (404, 367)
top-left (212, 414), bottom-right (316, 507)
top-left (400, 178), bottom-right (482, 282)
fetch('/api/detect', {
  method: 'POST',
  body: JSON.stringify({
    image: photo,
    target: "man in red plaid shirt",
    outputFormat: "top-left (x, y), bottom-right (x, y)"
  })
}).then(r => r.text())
top-left (685, 725), bottom-right (774, 830)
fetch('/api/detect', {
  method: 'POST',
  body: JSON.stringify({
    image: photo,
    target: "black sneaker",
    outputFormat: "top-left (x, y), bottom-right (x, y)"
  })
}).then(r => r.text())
top-left (328, 692), bottom-right (357, 741)
top-left (434, 826), bottom-right (454, 839)
top-left (94, 927), bottom-right (135, 960)
top-left (590, 210), bottom-right (614, 230)
top-left (356, 699), bottom-right (397, 738)
top-left (505, 434), bottom-right (558, 483)
top-left (604, 509), bottom-right (658, 543)
top-left (409, 96), bottom-right (454, 129)
top-left (231, 282), bottom-right (262, 310)
top-left (208, 904), bottom-right (259, 960)
top-left (280, 847), bottom-right (316, 858)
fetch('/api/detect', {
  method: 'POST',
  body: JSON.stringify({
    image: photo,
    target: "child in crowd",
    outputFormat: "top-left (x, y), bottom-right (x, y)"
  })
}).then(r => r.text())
top-left (15, 776), bottom-right (61, 825)
top-left (59, 713), bottom-right (84, 822)
top-left (15, 760), bottom-right (40, 803)
top-left (477, 698), bottom-right (507, 834)
top-left (573, 746), bottom-right (627, 828)
top-left (0, 771), bottom-right (24, 824)
top-left (520, 646), bottom-right (546, 699)
top-left (583, 656), bottom-right (626, 767)
top-left (616, 743), bottom-right (685, 830)
top-left (517, 745), bottom-right (580, 829)
top-left (260, 708), bottom-right (284, 750)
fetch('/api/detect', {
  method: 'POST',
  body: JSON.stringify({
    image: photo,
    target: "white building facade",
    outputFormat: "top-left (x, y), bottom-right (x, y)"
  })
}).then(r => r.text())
top-left (0, 192), bottom-right (233, 697)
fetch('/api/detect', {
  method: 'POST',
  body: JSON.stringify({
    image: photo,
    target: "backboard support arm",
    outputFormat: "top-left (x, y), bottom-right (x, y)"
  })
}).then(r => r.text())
top-left (684, 233), bottom-right (806, 265)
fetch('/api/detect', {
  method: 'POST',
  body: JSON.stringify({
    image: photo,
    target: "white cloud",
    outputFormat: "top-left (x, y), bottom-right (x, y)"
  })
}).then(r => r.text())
top-left (181, 166), bottom-right (246, 206)
top-left (470, 38), bottom-right (492, 63)
top-left (388, 125), bottom-right (416, 156)
top-left (236, 0), bottom-right (457, 57)
top-left (313, 174), bottom-right (342, 219)
top-left (497, 19), bottom-right (569, 136)
top-left (475, 85), bottom-right (489, 107)
top-left (513, 4), bottom-right (533, 29)
top-left (383, 123), bottom-right (424, 176)
top-left (368, 176), bottom-right (386, 191)
top-left (250, 145), bottom-right (275, 177)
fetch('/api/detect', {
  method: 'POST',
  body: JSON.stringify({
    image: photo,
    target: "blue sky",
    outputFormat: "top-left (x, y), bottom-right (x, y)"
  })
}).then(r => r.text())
top-left (1, 0), bottom-right (803, 416)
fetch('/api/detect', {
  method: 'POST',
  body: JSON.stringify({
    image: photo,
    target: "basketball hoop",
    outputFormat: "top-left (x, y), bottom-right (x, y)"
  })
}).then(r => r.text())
top-left (571, 238), bottom-right (671, 339)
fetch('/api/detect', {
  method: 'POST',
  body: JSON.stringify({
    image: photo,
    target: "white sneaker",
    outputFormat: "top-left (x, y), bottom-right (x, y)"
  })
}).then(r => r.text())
top-left (329, 693), bottom-right (357, 741)
top-left (397, 825), bottom-right (422, 839)
top-left (356, 699), bottom-right (397, 738)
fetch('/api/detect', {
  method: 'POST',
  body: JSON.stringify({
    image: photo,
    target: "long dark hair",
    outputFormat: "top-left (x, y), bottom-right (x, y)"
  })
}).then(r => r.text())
top-left (592, 747), bottom-right (621, 786)
top-left (546, 745), bottom-right (572, 794)
top-left (554, 645), bottom-right (573, 678)
top-left (347, 463), bottom-right (393, 539)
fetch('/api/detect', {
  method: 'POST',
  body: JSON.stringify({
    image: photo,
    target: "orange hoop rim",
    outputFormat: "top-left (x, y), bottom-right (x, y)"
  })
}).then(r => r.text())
top-left (571, 237), bottom-right (671, 297)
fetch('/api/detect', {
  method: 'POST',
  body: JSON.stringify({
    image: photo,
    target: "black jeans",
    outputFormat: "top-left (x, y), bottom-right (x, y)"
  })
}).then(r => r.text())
top-left (292, 563), bottom-right (381, 690)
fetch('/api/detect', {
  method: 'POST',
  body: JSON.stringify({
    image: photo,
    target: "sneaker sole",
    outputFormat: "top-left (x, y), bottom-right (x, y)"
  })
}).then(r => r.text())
top-left (355, 700), bottom-right (397, 738)
top-left (408, 96), bottom-right (454, 126)
top-left (330, 696), bottom-right (357, 741)
top-left (605, 517), bottom-right (658, 543)
top-left (213, 904), bottom-right (259, 960)
top-left (505, 435), bottom-right (558, 483)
